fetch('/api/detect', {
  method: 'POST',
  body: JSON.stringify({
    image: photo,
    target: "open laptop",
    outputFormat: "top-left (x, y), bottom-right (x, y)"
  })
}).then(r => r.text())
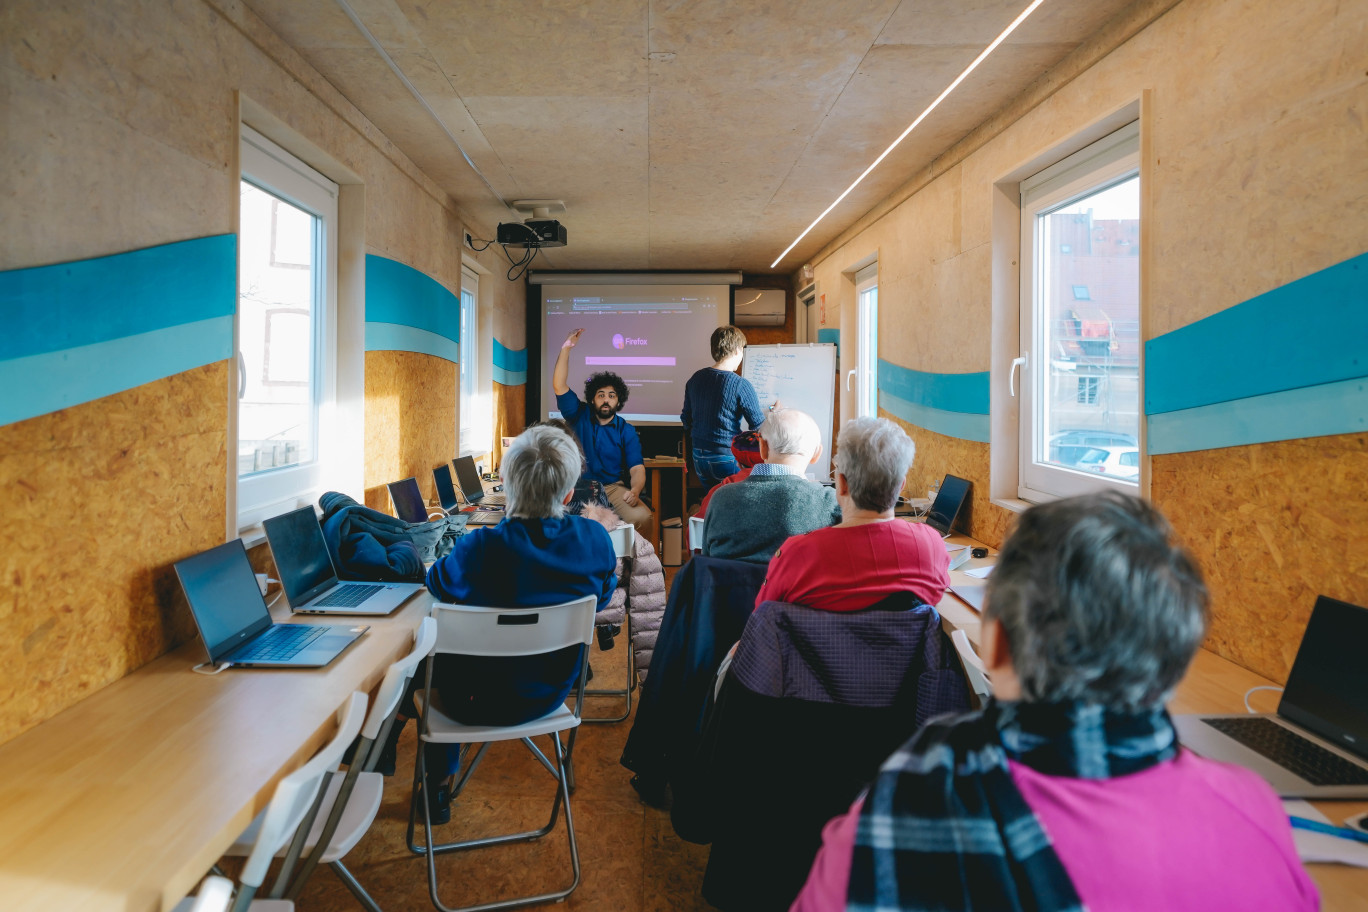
top-left (432, 464), bottom-right (462, 515)
top-left (263, 507), bottom-right (425, 615)
top-left (452, 454), bottom-right (506, 524)
top-left (175, 539), bottom-right (368, 668)
top-left (923, 474), bottom-right (971, 537)
top-left (1174, 595), bottom-right (1368, 798)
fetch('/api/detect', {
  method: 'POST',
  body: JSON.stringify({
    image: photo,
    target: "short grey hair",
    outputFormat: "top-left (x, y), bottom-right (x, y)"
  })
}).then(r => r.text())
top-left (984, 491), bottom-right (1209, 712)
top-left (834, 417), bottom-right (914, 512)
top-left (502, 425), bottom-right (580, 519)
top-left (760, 408), bottom-right (820, 458)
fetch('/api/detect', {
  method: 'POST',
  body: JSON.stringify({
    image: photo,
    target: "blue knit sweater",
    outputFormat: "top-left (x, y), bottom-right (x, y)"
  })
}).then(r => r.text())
top-left (680, 367), bottom-right (766, 450)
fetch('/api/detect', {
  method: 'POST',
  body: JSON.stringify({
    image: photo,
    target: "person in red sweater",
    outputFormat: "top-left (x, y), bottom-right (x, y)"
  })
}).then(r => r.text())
top-left (755, 417), bottom-right (948, 611)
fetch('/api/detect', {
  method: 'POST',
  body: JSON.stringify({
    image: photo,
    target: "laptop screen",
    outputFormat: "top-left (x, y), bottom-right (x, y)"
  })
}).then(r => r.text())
top-left (452, 455), bottom-right (485, 503)
top-left (433, 464), bottom-right (459, 511)
top-left (388, 477), bottom-right (427, 524)
top-left (174, 540), bottom-right (273, 663)
top-left (1279, 596), bottom-right (1368, 760)
top-left (263, 507), bottom-right (338, 607)
top-left (926, 474), bottom-right (971, 535)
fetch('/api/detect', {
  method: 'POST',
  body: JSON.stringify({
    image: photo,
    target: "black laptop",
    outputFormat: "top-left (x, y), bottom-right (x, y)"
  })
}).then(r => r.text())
top-left (175, 540), bottom-right (367, 668)
top-left (1174, 595), bottom-right (1368, 798)
top-left (925, 474), bottom-right (971, 537)
top-left (432, 464), bottom-right (462, 515)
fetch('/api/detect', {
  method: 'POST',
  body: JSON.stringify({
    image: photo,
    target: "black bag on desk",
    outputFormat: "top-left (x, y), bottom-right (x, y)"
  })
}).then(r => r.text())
top-left (319, 491), bottom-right (467, 582)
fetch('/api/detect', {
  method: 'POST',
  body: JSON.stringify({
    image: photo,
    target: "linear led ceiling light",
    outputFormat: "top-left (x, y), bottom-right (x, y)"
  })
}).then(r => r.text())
top-left (771, 0), bottom-right (1047, 269)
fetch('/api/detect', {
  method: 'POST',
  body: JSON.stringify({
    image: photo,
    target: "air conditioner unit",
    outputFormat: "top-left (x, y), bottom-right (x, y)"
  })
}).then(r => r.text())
top-left (733, 288), bottom-right (786, 326)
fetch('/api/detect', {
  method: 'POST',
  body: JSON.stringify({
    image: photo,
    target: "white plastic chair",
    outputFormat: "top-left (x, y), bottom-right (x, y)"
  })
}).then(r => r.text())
top-left (173, 692), bottom-right (368, 912)
top-left (406, 595), bottom-right (598, 912)
top-left (187, 876), bottom-right (234, 912)
top-left (951, 628), bottom-right (993, 705)
top-left (222, 618), bottom-right (438, 911)
top-left (581, 523), bottom-right (636, 724)
top-left (689, 515), bottom-right (706, 552)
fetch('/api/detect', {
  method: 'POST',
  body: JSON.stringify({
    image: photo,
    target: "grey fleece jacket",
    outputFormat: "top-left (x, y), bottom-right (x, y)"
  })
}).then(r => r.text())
top-left (700, 473), bottom-right (842, 563)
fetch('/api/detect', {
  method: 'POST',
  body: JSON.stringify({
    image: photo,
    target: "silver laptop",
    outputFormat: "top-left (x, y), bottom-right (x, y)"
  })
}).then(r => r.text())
top-left (452, 455), bottom-right (506, 524)
top-left (1174, 595), bottom-right (1368, 798)
top-left (175, 539), bottom-right (368, 668)
top-left (432, 464), bottom-right (462, 515)
top-left (263, 507), bottom-right (424, 615)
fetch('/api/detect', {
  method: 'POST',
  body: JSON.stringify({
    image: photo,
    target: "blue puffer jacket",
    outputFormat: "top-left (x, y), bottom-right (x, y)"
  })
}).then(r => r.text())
top-left (318, 491), bottom-right (467, 582)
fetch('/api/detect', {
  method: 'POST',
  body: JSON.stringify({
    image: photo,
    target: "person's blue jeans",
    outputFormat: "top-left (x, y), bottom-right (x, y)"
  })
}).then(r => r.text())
top-left (692, 448), bottom-right (740, 492)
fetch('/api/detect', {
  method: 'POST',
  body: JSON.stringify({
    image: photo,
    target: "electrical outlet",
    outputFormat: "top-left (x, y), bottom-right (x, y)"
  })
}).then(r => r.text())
top-left (463, 231), bottom-right (475, 249)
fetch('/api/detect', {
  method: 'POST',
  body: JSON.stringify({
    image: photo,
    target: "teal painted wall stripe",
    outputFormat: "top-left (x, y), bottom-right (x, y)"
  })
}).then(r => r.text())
top-left (364, 322), bottom-right (459, 362)
top-left (1149, 376), bottom-right (1368, 455)
top-left (364, 254), bottom-right (460, 344)
top-left (0, 234), bottom-right (237, 361)
top-left (817, 328), bottom-right (840, 358)
top-left (492, 365), bottom-right (527, 386)
top-left (879, 390), bottom-right (991, 443)
top-left (493, 339), bottom-right (527, 373)
top-left (1146, 251), bottom-right (1368, 415)
top-left (877, 359), bottom-right (990, 415)
top-left (0, 316), bottom-right (233, 426)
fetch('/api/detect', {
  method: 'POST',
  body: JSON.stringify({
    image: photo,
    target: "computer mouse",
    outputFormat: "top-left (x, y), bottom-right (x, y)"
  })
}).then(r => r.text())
top-left (493, 484), bottom-right (503, 492)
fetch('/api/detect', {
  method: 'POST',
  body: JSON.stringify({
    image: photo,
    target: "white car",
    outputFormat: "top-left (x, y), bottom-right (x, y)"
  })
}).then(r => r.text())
top-left (1075, 445), bottom-right (1140, 481)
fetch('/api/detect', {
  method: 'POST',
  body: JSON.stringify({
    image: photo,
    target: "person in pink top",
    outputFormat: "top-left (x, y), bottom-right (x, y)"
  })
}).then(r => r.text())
top-left (791, 490), bottom-right (1318, 912)
top-left (756, 416), bottom-right (948, 611)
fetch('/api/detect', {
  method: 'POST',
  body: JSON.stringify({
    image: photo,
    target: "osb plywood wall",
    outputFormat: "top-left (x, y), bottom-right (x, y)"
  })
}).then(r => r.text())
top-left (1153, 434), bottom-right (1368, 682)
top-left (492, 381), bottom-right (527, 470)
top-left (0, 363), bottom-right (227, 743)
top-left (363, 350), bottom-right (457, 511)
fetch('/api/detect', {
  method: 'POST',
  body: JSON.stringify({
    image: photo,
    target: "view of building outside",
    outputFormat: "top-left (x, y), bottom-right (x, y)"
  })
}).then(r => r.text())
top-left (1035, 174), bottom-right (1140, 481)
top-left (237, 180), bottom-right (317, 478)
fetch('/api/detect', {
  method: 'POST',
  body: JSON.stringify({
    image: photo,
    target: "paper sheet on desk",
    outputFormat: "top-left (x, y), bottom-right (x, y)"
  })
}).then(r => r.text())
top-left (964, 564), bottom-right (994, 579)
top-left (1284, 800), bottom-right (1368, 867)
top-left (949, 584), bottom-right (987, 612)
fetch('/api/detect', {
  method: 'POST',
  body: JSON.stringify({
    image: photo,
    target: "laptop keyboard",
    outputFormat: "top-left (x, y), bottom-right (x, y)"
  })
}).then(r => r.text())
top-left (235, 624), bottom-right (327, 662)
top-left (314, 583), bottom-right (379, 608)
top-left (1203, 717), bottom-right (1368, 786)
top-left (479, 492), bottom-right (506, 506)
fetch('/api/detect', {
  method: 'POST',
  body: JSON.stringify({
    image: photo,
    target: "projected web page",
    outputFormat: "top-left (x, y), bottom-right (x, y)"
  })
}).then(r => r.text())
top-left (543, 284), bottom-right (727, 424)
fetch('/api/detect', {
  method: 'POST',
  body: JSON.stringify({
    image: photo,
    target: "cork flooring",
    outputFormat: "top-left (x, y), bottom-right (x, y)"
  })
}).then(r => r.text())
top-left (290, 566), bottom-right (716, 912)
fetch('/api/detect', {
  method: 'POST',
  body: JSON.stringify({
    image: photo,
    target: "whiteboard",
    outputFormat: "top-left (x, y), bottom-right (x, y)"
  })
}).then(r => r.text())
top-left (742, 343), bottom-right (838, 482)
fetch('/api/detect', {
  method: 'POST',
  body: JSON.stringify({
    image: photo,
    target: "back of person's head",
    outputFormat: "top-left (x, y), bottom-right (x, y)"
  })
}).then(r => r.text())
top-left (985, 490), bottom-right (1209, 712)
top-left (583, 371), bottom-right (629, 409)
top-left (834, 417), bottom-right (914, 512)
top-left (760, 408), bottom-right (820, 460)
top-left (503, 425), bottom-right (581, 519)
top-left (730, 429), bottom-right (764, 468)
top-left (710, 325), bottom-right (747, 362)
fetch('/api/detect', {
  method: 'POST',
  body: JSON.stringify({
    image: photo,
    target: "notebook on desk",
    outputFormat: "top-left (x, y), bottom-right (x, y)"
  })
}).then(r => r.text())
top-left (1174, 595), bottom-right (1368, 798)
top-left (264, 507), bottom-right (424, 615)
top-left (175, 540), bottom-right (368, 668)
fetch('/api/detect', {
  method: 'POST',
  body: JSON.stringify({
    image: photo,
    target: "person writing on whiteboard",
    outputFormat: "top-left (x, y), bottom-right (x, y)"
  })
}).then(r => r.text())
top-left (680, 325), bottom-right (779, 492)
top-left (552, 328), bottom-right (653, 535)
top-left (755, 417), bottom-right (948, 611)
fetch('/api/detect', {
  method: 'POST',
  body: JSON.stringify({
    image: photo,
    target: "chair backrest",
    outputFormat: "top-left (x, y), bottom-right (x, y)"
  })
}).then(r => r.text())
top-left (387, 477), bottom-right (428, 523)
top-left (361, 616), bottom-right (437, 741)
top-left (239, 691), bottom-right (367, 892)
top-left (431, 595), bottom-right (597, 658)
top-left (608, 523), bottom-right (634, 559)
top-left (689, 515), bottom-right (705, 551)
top-left (188, 875), bottom-right (233, 912)
top-left (951, 628), bottom-right (992, 701)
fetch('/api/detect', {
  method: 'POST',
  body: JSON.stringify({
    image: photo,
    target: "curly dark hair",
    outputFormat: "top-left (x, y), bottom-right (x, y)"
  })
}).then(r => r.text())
top-left (583, 371), bottom-right (629, 410)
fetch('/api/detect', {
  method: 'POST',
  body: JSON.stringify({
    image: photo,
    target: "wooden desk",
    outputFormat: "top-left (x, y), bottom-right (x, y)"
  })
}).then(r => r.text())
top-left (930, 529), bottom-right (1368, 910)
top-left (644, 457), bottom-right (687, 553)
top-left (0, 593), bottom-right (429, 912)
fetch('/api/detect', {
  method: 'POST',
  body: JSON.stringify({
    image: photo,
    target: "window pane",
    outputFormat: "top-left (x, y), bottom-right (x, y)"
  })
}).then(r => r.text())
top-left (1034, 174), bottom-right (1139, 482)
top-left (238, 181), bottom-right (316, 476)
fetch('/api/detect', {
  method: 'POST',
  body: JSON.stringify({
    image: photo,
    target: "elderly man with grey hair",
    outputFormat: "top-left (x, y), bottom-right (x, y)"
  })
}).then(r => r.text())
top-left (415, 424), bottom-right (619, 822)
top-left (700, 408), bottom-right (841, 563)
top-left (792, 491), bottom-right (1315, 911)
top-left (755, 416), bottom-right (948, 610)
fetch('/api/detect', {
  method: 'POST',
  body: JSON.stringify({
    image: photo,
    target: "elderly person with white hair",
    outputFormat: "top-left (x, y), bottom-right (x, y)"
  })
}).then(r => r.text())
top-left (416, 424), bottom-right (618, 822)
top-left (700, 408), bottom-right (841, 563)
top-left (755, 416), bottom-right (948, 611)
top-left (791, 491), bottom-right (1316, 911)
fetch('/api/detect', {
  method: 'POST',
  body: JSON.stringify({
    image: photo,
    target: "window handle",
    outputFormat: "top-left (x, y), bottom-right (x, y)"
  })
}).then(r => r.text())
top-left (237, 351), bottom-right (247, 399)
top-left (1009, 353), bottom-right (1028, 397)
top-left (846, 369), bottom-right (856, 392)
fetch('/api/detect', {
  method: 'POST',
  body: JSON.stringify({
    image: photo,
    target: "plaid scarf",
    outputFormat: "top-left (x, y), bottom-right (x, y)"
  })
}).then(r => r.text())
top-left (847, 699), bottom-right (1178, 912)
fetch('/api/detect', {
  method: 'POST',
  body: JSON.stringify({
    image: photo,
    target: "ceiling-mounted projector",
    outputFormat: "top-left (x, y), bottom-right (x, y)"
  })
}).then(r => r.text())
top-left (498, 219), bottom-right (567, 248)
top-left (499, 198), bottom-right (568, 248)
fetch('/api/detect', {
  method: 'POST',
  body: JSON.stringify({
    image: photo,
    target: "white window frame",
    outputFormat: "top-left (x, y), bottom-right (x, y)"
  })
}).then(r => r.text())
top-left (1017, 121), bottom-right (1140, 502)
top-left (457, 265), bottom-right (483, 456)
top-left (236, 125), bottom-right (339, 529)
top-left (854, 263), bottom-right (879, 419)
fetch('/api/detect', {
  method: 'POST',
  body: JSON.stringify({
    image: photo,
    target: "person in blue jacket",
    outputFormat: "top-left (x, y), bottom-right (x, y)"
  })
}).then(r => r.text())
top-left (552, 328), bottom-right (653, 534)
top-left (418, 424), bottom-right (618, 822)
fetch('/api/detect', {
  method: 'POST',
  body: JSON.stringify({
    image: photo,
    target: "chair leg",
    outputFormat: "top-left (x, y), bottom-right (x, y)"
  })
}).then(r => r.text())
top-left (329, 861), bottom-right (384, 912)
top-left (581, 610), bottom-right (634, 723)
top-left (423, 733), bottom-right (581, 912)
